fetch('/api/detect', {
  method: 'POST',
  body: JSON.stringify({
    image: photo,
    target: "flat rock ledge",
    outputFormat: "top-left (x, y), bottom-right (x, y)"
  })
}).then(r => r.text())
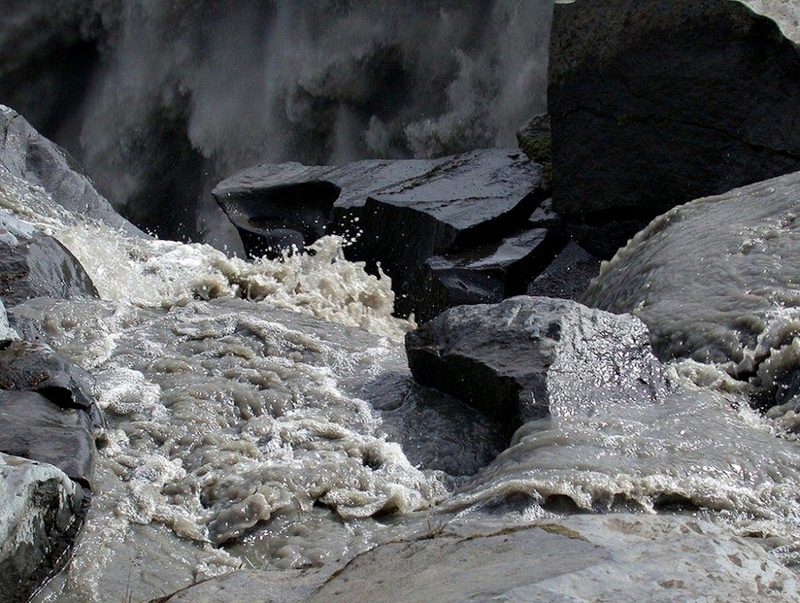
top-left (405, 296), bottom-right (669, 433)
top-left (151, 513), bottom-right (800, 603)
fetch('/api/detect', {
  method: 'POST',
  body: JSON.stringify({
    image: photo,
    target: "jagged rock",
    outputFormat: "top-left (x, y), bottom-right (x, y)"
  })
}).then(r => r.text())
top-left (410, 228), bottom-right (561, 322)
top-left (0, 340), bottom-right (101, 427)
top-left (0, 212), bottom-right (98, 307)
top-left (355, 149), bottom-right (545, 317)
top-left (0, 105), bottom-right (145, 237)
top-left (0, 391), bottom-right (95, 488)
top-left (214, 149), bottom-right (549, 318)
top-left (0, 452), bottom-right (86, 603)
top-left (212, 158), bottom-right (439, 258)
top-left (527, 241), bottom-right (600, 301)
top-left (580, 170), bottom-right (800, 408)
top-left (405, 296), bottom-right (668, 432)
top-left (548, 0), bottom-right (800, 257)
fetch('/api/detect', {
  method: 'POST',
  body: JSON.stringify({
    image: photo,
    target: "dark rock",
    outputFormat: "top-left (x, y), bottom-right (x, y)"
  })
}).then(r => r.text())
top-left (0, 105), bottom-right (145, 238)
top-left (355, 149), bottom-right (546, 317)
top-left (0, 340), bottom-right (101, 427)
top-left (548, 0), bottom-right (800, 257)
top-left (0, 390), bottom-right (95, 488)
top-left (0, 453), bottom-right (86, 603)
top-left (517, 113), bottom-right (551, 191)
top-left (0, 214), bottom-right (98, 307)
top-left (527, 241), bottom-right (600, 301)
top-left (411, 228), bottom-right (562, 322)
top-left (214, 149), bottom-right (549, 319)
top-left (212, 180), bottom-right (341, 258)
top-left (406, 296), bottom-right (668, 432)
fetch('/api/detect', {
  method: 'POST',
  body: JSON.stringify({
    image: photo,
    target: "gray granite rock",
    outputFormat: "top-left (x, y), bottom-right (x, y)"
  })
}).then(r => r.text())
top-left (406, 296), bottom-right (669, 430)
top-left (0, 453), bottom-right (86, 603)
top-left (527, 241), bottom-right (600, 301)
top-left (0, 391), bottom-right (95, 488)
top-left (0, 105), bottom-right (145, 238)
top-left (549, 0), bottom-right (800, 257)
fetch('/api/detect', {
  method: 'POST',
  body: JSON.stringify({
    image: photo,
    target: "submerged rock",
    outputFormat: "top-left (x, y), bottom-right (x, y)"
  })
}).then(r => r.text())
top-left (580, 169), bottom-right (800, 408)
top-left (549, 0), bottom-right (800, 256)
top-left (405, 296), bottom-right (668, 432)
top-left (0, 453), bottom-right (86, 603)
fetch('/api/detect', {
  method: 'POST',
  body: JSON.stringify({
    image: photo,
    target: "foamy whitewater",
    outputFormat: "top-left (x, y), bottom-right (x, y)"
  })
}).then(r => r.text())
top-left (3, 142), bottom-right (800, 601)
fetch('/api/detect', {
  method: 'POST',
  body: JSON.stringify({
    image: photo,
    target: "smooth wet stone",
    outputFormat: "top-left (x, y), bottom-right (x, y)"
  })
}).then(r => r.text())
top-left (0, 212), bottom-right (98, 307)
top-left (411, 228), bottom-right (561, 322)
top-left (0, 452), bottom-right (85, 603)
top-left (0, 105), bottom-right (145, 238)
top-left (157, 514), bottom-right (800, 603)
top-left (0, 390), bottom-right (95, 488)
top-left (549, 0), bottom-right (800, 257)
top-left (406, 296), bottom-right (668, 430)
top-left (580, 169), bottom-right (800, 405)
top-left (0, 340), bottom-right (101, 426)
top-left (527, 241), bottom-right (600, 301)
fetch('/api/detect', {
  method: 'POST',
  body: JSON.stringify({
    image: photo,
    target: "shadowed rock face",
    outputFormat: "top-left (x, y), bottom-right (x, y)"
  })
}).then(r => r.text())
top-left (405, 296), bottom-right (669, 433)
top-left (213, 149), bottom-right (557, 319)
top-left (548, 0), bottom-right (800, 257)
top-left (213, 180), bottom-right (341, 258)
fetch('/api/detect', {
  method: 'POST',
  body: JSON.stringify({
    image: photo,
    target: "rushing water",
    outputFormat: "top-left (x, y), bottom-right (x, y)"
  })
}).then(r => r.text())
top-left (2, 152), bottom-right (800, 601)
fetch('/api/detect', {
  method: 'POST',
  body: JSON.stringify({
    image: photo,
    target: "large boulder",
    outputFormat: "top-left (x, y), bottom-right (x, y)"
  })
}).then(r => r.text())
top-left (0, 390), bottom-right (95, 488)
top-left (0, 453), bottom-right (86, 603)
top-left (548, 0), bottom-right (800, 257)
top-left (405, 296), bottom-right (669, 433)
top-left (0, 105), bottom-right (145, 237)
top-left (580, 169), bottom-right (800, 409)
top-left (214, 150), bottom-right (558, 319)
top-left (0, 211), bottom-right (98, 307)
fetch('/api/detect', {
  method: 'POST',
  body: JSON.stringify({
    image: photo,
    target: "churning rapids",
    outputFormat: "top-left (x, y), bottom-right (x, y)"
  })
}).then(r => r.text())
top-left (3, 132), bottom-right (800, 600)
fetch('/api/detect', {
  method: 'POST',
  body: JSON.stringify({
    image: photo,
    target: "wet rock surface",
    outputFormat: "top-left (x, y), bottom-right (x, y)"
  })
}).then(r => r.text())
top-left (215, 149), bottom-right (555, 318)
top-left (580, 169), bottom-right (800, 410)
top-left (405, 296), bottom-right (669, 432)
top-left (548, 0), bottom-right (800, 256)
top-left (0, 453), bottom-right (86, 603)
top-left (0, 217), bottom-right (98, 308)
top-left (0, 106), bottom-right (145, 238)
top-left (526, 241), bottom-right (601, 301)
top-left (153, 514), bottom-right (800, 603)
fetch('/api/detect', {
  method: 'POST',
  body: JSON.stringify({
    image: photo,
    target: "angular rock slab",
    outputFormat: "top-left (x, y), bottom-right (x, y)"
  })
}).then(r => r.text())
top-left (0, 105), bottom-right (145, 238)
top-left (549, 0), bottom-right (800, 256)
top-left (406, 296), bottom-right (668, 429)
top-left (0, 453), bottom-right (85, 603)
top-left (212, 157), bottom-right (440, 257)
top-left (0, 211), bottom-right (98, 307)
top-left (359, 149), bottom-right (544, 316)
top-left (0, 391), bottom-right (95, 488)
top-left (411, 228), bottom-right (561, 322)
top-left (0, 340), bottom-right (100, 425)
top-left (580, 170), bottom-right (800, 406)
